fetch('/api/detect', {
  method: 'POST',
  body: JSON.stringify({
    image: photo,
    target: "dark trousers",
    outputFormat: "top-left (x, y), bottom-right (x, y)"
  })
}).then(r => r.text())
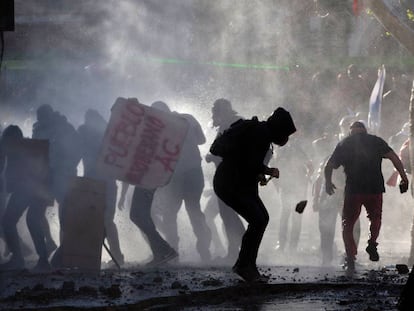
top-left (2, 191), bottom-right (48, 261)
top-left (130, 187), bottom-right (172, 258)
top-left (342, 193), bottom-right (382, 259)
top-left (153, 167), bottom-right (212, 262)
top-left (214, 165), bottom-right (269, 267)
top-left (318, 204), bottom-right (340, 264)
top-left (102, 181), bottom-right (123, 262)
top-left (278, 190), bottom-right (302, 251)
top-left (217, 196), bottom-right (245, 260)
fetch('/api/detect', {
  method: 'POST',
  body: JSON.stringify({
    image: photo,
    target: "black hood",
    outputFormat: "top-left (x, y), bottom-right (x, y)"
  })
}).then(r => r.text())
top-left (266, 107), bottom-right (296, 139)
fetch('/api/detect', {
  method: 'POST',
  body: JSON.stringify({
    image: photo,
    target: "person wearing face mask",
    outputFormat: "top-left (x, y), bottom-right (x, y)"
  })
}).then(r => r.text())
top-left (211, 107), bottom-right (296, 282)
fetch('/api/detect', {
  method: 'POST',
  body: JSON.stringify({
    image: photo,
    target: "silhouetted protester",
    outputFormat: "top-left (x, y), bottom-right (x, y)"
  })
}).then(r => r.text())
top-left (313, 156), bottom-right (345, 266)
top-left (32, 104), bottom-right (82, 267)
top-left (77, 109), bottom-right (124, 267)
top-left (311, 125), bottom-right (361, 267)
top-left (0, 125), bottom-right (51, 271)
top-left (335, 64), bottom-right (370, 115)
top-left (211, 107), bottom-right (296, 282)
top-left (388, 121), bottom-right (410, 151)
top-left (201, 188), bottom-right (227, 256)
top-left (117, 101), bottom-right (191, 267)
top-left (324, 121), bottom-right (409, 275)
top-left (0, 130), bottom-right (36, 262)
top-left (205, 98), bottom-right (246, 264)
top-left (149, 101), bottom-right (212, 263)
top-left (118, 184), bottom-right (178, 266)
top-left (273, 135), bottom-right (311, 254)
top-left (311, 130), bottom-right (338, 170)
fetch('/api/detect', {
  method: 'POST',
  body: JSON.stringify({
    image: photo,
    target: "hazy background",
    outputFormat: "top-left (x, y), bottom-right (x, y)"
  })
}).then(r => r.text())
top-left (1, 0), bottom-right (413, 266)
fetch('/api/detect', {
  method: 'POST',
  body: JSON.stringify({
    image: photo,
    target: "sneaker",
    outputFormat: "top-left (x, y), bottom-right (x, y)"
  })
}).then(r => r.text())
top-left (342, 255), bottom-right (356, 268)
top-left (232, 264), bottom-right (269, 283)
top-left (344, 257), bottom-right (355, 277)
top-left (146, 248), bottom-right (178, 267)
top-left (366, 242), bottom-right (379, 261)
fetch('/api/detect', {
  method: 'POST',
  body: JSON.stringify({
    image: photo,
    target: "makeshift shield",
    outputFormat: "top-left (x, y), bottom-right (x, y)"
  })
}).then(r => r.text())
top-left (96, 98), bottom-right (189, 189)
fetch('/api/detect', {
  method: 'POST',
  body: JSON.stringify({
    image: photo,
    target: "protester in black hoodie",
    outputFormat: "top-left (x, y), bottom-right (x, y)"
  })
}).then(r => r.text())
top-left (0, 125), bottom-right (51, 271)
top-left (212, 107), bottom-right (296, 282)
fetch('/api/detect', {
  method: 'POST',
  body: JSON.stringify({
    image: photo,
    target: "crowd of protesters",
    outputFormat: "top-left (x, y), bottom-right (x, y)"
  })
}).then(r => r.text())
top-left (0, 63), bottom-right (413, 283)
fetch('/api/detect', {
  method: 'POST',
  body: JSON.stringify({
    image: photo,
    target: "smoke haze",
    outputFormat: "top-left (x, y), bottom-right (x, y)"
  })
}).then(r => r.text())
top-left (1, 0), bottom-right (413, 266)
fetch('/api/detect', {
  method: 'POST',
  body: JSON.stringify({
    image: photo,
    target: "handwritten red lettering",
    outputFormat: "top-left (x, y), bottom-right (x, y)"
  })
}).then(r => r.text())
top-left (162, 139), bottom-right (180, 156)
top-left (126, 113), bottom-right (165, 183)
top-left (104, 151), bottom-right (124, 168)
top-left (126, 101), bottom-right (145, 117)
top-left (102, 101), bottom-right (144, 170)
top-left (147, 115), bottom-right (165, 128)
top-left (155, 155), bottom-right (177, 172)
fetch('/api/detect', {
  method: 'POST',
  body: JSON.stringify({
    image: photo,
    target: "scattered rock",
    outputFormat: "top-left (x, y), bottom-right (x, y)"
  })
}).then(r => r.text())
top-left (99, 284), bottom-right (122, 298)
top-left (396, 264), bottom-right (409, 274)
top-left (201, 278), bottom-right (223, 287)
top-left (171, 280), bottom-right (183, 289)
top-left (78, 285), bottom-right (98, 297)
top-left (153, 276), bottom-right (163, 283)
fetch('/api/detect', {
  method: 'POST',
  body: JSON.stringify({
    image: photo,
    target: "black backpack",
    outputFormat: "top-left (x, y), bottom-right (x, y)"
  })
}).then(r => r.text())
top-left (210, 117), bottom-right (258, 158)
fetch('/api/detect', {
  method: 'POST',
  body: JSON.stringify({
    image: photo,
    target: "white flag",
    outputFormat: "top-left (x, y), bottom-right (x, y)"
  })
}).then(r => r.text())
top-left (368, 64), bottom-right (386, 134)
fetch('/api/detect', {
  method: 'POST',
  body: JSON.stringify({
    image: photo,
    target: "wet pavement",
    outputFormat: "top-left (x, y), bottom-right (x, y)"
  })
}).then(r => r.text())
top-left (0, 259), bottom-right (409, 310)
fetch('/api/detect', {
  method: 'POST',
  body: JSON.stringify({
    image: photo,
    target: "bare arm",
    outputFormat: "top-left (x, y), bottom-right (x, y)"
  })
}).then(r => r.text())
top-left (384, 150), bottom-right (409, 185)
top-left (324, 159), bottom-right (337, 195)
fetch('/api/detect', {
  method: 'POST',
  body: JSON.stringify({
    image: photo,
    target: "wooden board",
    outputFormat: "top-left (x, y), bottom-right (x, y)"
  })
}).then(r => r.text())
top-left (61, 176), bottom-right (106, 271)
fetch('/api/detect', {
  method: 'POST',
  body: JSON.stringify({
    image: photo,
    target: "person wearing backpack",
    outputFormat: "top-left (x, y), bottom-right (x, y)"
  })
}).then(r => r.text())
top-left (32, 105), bottom-right (82, 268)
top-left (205, 98), bottom-right (246, 265)
top-left (211, 107), bottom-right (296, 282)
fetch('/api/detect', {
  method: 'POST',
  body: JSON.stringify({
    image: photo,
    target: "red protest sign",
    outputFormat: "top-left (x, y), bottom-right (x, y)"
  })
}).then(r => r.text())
top-left (96, 98), bottom-right (189, 189)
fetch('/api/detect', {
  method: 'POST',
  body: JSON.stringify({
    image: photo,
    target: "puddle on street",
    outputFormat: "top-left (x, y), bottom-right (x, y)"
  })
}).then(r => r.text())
top-left (175, 288), bottom-right (400, 311)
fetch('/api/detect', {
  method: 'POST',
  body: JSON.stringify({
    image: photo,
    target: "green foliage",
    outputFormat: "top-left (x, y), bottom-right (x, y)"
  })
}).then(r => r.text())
top-left (407, 9), bottom-right (414, 22)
